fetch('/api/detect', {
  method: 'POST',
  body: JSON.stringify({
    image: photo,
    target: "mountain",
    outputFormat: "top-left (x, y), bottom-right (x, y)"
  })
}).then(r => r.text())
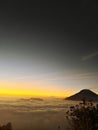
top-left (19, 97), bottom-right (43, 102)
top-left (65, 89), bottom-right (98, 102)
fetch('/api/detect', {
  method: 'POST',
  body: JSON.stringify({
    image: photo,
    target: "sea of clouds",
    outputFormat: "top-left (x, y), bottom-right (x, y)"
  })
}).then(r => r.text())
top-left (0, 97), bottom-right (76, 130)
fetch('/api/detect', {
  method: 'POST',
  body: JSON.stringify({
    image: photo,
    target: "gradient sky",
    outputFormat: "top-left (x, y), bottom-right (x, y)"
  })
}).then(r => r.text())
top-left (0, 1), bottom-right (97, 97)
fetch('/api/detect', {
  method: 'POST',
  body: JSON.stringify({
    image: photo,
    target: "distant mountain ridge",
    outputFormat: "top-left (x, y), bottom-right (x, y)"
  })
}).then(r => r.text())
top-left (19, 97), bottom-right (43, 102)
top-left (65, 89), bottom-right (98, 102)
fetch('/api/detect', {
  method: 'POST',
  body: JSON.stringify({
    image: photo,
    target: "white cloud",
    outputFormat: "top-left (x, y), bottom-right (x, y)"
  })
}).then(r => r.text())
top-left (81, 51), bottom-right (98, 61)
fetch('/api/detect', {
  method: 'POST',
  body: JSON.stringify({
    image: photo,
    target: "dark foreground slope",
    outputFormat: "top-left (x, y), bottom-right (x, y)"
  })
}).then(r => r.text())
top-left (66, 89), bottom-right (98, 102)
top-left (0, 122), bottom-right (12, 130)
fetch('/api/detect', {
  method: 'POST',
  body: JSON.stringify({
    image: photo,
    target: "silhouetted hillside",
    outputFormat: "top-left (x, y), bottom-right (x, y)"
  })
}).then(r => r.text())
top-left (65, 89), bottom-right (98, 101)
top-left (0, 122), bottom-right (12, 130)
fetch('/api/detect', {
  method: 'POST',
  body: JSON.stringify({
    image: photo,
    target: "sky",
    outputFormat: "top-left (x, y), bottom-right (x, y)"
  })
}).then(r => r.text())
top-left (0, 1), bottom-right (97, 97)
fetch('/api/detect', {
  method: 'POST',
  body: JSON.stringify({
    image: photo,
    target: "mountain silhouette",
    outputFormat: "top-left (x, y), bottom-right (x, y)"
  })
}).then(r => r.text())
top-left (65, 89), bottom-right (98, 101)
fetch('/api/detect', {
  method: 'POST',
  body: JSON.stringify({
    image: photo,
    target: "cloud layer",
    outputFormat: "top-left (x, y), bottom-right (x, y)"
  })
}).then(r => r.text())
top-left (82, 52), bottom-right (98, 61)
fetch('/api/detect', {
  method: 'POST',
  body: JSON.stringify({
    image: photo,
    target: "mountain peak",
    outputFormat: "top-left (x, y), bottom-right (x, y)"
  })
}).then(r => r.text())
top-left (66, 89), bottom-right (98, 102)
top-left (79, 89), bottom-right (97, 95)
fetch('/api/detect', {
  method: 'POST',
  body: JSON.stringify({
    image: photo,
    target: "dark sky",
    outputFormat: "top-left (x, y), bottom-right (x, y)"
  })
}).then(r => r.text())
top-left (0, 1), bottom-right (97, 96)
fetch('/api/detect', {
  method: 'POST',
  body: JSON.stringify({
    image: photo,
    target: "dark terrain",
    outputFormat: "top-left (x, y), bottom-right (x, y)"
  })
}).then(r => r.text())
top-left (66, 89), bottom-right (98, 102)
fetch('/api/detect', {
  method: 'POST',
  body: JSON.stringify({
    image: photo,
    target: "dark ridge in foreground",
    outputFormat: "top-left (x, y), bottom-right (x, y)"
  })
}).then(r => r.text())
top-left (65, 89), bottom-right (98, 102)
top-left (0, 122), bottom-right (12, 130)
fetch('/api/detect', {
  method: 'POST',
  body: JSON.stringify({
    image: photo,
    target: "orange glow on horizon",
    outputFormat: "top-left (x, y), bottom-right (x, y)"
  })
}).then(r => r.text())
top-left (0, 80), bottom-right (72, 98)
top-left (0, 90), bottom-right (66, 98)
top-left (1, 79), bottom-right (96, 98)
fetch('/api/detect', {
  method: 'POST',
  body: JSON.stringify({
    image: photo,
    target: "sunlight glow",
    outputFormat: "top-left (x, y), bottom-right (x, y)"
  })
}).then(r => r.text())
top-left (0, 80), bottom-right (71, 98)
